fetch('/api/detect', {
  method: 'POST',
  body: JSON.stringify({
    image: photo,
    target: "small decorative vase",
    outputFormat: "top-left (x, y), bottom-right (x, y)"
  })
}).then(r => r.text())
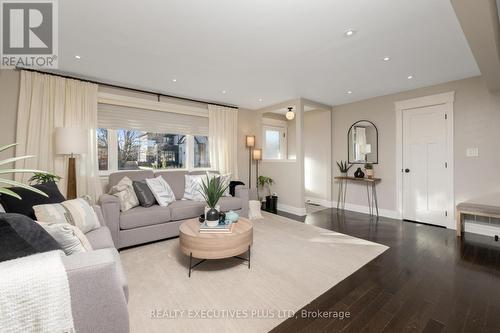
top-left (354, 167), bottom-right (365, 178)
top-left (205, 208), bottom-right (219, 227)
top-left (218, 212), bottom-right (226, 225)
top-left (366, 169), bottom-right (374, 179)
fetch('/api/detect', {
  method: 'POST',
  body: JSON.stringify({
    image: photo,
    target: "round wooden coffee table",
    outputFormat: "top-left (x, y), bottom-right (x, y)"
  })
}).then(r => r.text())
top-left (179, 217), bottom-right (253, 277)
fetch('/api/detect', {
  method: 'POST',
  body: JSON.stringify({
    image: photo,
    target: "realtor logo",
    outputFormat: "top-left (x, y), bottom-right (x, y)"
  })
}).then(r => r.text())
top-left (1, 0), bottom-right (58, 68)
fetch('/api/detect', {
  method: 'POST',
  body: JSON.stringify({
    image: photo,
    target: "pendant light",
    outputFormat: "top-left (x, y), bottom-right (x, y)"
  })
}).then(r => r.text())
top-left (285, 107), bottom-right (295, 120)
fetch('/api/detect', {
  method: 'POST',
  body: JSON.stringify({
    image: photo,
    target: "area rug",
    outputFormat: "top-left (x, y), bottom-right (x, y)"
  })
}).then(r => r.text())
top-left (120, 212), bottom-right (388, 333)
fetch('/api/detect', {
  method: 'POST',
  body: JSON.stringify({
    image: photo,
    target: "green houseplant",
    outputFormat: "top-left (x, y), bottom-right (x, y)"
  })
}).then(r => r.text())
top-left (199, 175), bottom-right (229, 227)
top-left (257, 176), bottom-right (274, 199)
top-left (28, 172), bottom-right (62, 185)
top-left (0, 143), bottom-right (52, 199)
top-left (336, 161), bottom-right (352, 176)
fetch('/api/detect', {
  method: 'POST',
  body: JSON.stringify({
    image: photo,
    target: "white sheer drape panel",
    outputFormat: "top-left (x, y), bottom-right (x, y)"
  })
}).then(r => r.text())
top-left (15, 70), bottom-right (102, 201)
top-left (208, 105), bottom-right (238, 179)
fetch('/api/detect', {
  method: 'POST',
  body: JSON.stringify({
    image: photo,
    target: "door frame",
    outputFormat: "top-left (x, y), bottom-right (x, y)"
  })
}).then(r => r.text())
top-left (394, 91), bottom-right (455, 229)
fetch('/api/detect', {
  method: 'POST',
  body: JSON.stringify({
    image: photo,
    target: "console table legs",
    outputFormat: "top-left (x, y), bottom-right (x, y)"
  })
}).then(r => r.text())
top-left (337, 179), bottom-right (347, 211)
top-left (336, 178), bottom-right (379, 218)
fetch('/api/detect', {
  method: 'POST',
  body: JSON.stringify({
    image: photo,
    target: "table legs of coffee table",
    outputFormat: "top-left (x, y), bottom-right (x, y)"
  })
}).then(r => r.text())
top-left (234, 246), bottom-right (251, 269)
top-left (188, 246), bottom-right (252, 277)
top-left (188, 253), bottom-right (206, 278)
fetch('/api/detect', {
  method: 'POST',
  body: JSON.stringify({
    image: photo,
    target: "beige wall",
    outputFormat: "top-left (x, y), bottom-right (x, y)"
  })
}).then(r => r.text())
top-left (304, 110), bottom-right (332, 203)
top-left (332, 76), bottom-right (500, 213)
top-left (238, 101), bottom-right (306, 212)
top-left (0, 69), bottom-right (21, 180)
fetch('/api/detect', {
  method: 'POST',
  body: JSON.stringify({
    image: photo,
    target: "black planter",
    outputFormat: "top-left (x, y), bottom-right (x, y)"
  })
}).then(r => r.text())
top-left (265, 195), bottom-right (278, 214)
top-left (354, 167), bottom-right (365, 178)
top-left (206, 208), bottom-right (219, 222)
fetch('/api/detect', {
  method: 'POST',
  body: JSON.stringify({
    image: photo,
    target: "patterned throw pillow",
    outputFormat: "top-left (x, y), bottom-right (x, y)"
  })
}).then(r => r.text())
top-left (145, 176), bottom-right (176, 207)
top-left (33, 198), bottom-right (101, 234)
top-left (183, 174), bottom-right (206, 201)
top-left (109, 176), bottom-right (139, 212)
top-left (38, 222), bottom-right (93, 255)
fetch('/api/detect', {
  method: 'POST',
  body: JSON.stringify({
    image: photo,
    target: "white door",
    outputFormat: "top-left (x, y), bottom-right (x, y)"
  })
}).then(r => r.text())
top-left (402, 104), bottom-right (449, 226)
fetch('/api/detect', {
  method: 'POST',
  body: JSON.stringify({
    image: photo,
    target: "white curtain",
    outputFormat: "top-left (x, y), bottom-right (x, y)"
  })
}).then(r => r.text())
top-left (15, 70), bottom-right (102, 201)
top-left (208, 105), bottom-right (238, 179)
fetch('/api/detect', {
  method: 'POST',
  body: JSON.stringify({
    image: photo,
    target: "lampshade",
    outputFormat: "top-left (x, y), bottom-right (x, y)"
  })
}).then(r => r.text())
top-left (246, 135), bottom-right (255, 148)
top-left (55, 127), bottom-right (88, 155)
top-left (252, 148), bottom-right (262, 161)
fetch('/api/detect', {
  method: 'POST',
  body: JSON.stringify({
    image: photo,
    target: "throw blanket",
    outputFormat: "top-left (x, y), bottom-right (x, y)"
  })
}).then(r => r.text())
top-left (0, 251), bottom-right (74, 333)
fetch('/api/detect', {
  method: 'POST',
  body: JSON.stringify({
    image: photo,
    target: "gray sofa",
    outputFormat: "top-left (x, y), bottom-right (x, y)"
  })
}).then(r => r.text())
top-left (99, 170), bottom-right (251, 249)
top-left (62, 207), bottom-right (129, 333)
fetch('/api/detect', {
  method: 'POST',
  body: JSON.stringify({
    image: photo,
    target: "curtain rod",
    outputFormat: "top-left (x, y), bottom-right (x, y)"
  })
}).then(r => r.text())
top-left (15, 67), bottom-right (239, 109)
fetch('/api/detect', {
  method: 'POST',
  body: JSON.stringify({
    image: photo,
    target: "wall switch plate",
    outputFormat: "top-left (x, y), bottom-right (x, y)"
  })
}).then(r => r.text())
top-left (466, 148), bottom-right (479, 157)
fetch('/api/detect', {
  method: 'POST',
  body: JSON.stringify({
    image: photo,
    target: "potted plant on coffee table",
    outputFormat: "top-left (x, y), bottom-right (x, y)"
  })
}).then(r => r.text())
top-left (200, 175), bottom-right (229, 227)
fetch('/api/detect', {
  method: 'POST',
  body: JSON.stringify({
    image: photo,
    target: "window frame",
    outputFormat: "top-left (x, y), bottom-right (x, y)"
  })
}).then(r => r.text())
top-left (262, 124), bottom-right (287, 160)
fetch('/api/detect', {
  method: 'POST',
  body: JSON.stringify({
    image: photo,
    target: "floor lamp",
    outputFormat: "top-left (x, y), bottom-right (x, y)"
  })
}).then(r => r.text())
top-left (252, 148), bottom-right (262, 188)
top-left (245, 135), bottom-right (255, 188)
top-left (55, 127), bottom-right (87, 199)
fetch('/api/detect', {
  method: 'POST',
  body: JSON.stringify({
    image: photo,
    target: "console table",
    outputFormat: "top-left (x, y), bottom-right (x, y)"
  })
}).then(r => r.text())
top-left (334, 176), bottom-right (381, 217)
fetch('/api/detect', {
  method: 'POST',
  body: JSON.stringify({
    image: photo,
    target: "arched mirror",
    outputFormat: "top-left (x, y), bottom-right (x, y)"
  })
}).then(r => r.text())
top-left (348, 120), bottom-right (378, 164)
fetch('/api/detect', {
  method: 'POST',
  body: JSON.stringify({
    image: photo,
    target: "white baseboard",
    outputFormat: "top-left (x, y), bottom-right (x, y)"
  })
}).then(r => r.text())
top-left (330, 201), bottom-right (400, 219)
top-left (305, 197), bottom-right (334, 208)
top-left (277, 203), bottom-right (307, 216)
top-left (464, 220), bottom-right (500, 237)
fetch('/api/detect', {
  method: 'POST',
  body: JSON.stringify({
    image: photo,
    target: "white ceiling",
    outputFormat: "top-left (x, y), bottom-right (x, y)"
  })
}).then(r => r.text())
top-left (59, 0), bottom-right (480, 109)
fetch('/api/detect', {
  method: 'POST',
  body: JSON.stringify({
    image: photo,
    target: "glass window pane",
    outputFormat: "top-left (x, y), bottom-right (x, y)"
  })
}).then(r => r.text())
top-left (97, 128), bottom-right (108, 170)
top-left (117, 129), bottom-right (186, 170)
top-left (193, 135), bottom-right (210, 168)
top-left (264, 129), bottom-right (281, 159)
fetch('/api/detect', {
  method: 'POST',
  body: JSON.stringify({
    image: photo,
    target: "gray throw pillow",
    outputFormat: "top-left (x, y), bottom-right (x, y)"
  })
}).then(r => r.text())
top-left (133, 180), bottom-right (156, 207)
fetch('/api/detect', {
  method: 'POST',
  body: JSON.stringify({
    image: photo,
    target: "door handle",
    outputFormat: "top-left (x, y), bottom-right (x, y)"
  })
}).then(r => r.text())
top-left (404, 168), bottom-right (410, 173)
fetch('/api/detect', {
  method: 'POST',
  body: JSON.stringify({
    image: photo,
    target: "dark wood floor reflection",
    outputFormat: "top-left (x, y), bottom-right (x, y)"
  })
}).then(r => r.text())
top-left (271, 208), bottom-right (500, 333)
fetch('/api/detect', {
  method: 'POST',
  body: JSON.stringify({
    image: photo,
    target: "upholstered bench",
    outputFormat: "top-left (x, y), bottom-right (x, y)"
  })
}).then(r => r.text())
top-left (456, 193), bottom-right (500, 236)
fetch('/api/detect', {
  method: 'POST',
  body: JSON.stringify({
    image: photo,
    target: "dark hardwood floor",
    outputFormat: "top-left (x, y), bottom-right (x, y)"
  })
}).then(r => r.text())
top-left (271, 208), bottom-right (500, 333)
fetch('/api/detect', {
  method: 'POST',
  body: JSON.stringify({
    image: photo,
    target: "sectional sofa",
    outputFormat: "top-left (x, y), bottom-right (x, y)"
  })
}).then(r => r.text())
top-left (99, 170), bottom-right (251, 249)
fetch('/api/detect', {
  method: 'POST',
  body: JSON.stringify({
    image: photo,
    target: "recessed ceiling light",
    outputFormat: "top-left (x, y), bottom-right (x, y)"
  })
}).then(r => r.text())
top-left (172, 78), bottom-right (177, 82)
top-left (74, 55), bottom-right (81, 59)
top-left (258, 98), bottom-right (263, 102)
top-left (347, 90), bottom-right (353, 94)
top-left (407, 75), bottom-right (414, 80)
top-left (344, 29), bottom-right (356, 37)
top-left (221, 90), bottom-right (227, 94)
top-left (383, 57), bottom-right (390, 61)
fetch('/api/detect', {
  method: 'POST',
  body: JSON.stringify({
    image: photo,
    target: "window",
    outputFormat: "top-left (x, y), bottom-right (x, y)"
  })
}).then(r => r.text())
top-left (97, 128), bottom-right (108, 171)
top-left (263, 125), bottom-right (287, 159)
top-left (98, 128), bottom-right (209, 172)
top-left (193, 135), bottom-right (210, 168)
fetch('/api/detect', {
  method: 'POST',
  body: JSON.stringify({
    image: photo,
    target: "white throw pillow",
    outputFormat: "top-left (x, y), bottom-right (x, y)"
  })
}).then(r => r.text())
top-left (248, 200), bottom-right (263, 220)
top-left (183, 174), bottom-right (206, 201)
top-left (38, 222), bottom-right (93, 255)
top-left (109, 176), bottom-right (139, 212)
top-left (145, 176), bottom-right (176, 207)
top-left (33, 198), bottom-right (101, 234)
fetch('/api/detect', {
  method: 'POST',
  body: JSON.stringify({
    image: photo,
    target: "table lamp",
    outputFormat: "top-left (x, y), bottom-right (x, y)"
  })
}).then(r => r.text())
top-left (245, 135), bottom-right (255, 188)
top-left (55, 127), bottom-right (87, 199)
